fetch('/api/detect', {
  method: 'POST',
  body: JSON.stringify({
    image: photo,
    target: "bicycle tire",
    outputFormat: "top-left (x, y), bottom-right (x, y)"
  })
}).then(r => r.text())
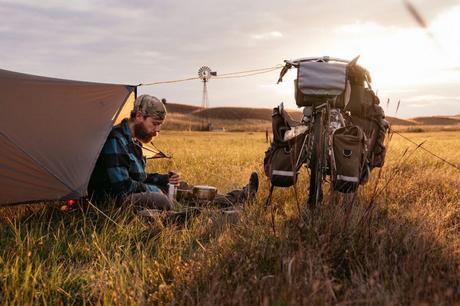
top-left (308, 110), bottom-right (326, 209)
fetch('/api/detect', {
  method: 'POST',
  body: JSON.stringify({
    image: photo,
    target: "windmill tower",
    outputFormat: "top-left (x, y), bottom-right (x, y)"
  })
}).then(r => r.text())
top-left (197, 66), bottom-right (216, 131)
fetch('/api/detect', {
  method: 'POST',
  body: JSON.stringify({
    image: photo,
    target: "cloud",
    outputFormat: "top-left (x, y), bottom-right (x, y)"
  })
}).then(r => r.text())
top-left (1, 0), bottom-right (459, 117)
top-left (251, 31), bottom-right (283, 40)
top-left (337, 22), bottom-right (400, 34)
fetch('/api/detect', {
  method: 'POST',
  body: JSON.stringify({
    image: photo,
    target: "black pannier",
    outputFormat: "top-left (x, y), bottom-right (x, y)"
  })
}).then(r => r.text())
top-left (345, 86), bottom-right (379, 117)
top-left (264, 105), bottom-right (306, 187)
top-left (351, 105), bottom-right (389, 168)
top-left (344, 62), bottom-right (377, 117)
top-left (332, 125), bottom-right (367, 193)
top-left (264, 142), bottom-right (302, 187)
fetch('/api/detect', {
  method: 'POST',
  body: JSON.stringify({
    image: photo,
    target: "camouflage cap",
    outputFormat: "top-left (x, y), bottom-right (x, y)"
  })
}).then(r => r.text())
top-left (132, 94), bottom-right (167, 121)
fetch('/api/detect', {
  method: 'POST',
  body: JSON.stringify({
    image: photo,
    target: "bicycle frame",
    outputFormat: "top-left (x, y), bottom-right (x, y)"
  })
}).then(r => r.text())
top-left (295, 100), bottom-right (346, 208)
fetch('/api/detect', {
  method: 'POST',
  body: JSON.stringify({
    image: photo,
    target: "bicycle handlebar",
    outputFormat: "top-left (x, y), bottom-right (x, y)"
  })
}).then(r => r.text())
top-left (277, 55), bottom-right (361, 84)
top-left (284, 56), bottom-right (350, 66)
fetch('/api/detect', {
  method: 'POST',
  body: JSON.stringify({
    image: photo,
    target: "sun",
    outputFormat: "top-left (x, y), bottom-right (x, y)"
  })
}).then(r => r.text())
top-left (326, 6), bottom-right (460, 91)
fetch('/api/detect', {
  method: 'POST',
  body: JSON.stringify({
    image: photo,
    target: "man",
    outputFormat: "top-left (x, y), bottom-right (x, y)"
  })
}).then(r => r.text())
top-left (88, 94), bottom-right (258, 211)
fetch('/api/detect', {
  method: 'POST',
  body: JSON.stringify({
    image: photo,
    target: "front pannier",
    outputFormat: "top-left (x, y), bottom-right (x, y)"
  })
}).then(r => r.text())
top-left (263, 105), bottom-right (306, 187)
top-left (332, 126), bottom-right (366, 193)
top-left (295, 61), bottom-right (348, 107)
top-left (264, 143), bottom-right (301, 187)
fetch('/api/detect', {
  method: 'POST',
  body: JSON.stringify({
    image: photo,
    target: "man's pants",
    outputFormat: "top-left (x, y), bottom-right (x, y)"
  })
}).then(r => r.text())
top-left (122, 183), bottom-right (249, 211)
top-left (123, 191), bottom-right (172, 210)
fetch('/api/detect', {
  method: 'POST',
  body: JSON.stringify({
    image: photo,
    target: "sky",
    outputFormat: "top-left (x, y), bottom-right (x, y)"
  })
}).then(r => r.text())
top-left (1, 0), bottom-right (459, 118)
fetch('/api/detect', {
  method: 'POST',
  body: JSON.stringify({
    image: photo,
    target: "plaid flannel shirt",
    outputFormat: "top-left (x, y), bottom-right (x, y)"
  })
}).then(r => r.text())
top-left (88, 119), bottom-right (168, 199)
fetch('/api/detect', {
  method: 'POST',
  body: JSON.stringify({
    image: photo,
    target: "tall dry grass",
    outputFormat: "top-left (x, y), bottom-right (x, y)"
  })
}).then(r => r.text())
top-left (0, 131), bottom-right (459, 305)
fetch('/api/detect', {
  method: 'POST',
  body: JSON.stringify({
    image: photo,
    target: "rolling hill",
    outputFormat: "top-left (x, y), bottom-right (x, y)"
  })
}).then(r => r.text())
top-left (411, 116), bottom-right (460, 125)
top-left (162, 103), bottom-right (460, 131)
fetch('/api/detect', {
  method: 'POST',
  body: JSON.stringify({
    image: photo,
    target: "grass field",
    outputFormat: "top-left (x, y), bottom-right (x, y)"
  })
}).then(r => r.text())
top-left (0, 131), bottom-right (459, 304)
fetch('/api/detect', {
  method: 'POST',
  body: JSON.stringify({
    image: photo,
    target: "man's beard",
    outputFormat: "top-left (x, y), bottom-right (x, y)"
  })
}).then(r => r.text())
top-left (134, 123), bottom-right (155, 143)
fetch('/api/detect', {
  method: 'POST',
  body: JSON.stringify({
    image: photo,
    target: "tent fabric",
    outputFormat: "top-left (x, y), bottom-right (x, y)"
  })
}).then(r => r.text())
top-left (0, 68), bottom-right (135, 206)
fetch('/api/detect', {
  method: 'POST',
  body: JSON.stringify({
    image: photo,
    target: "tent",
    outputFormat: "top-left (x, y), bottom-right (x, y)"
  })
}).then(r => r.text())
top-left (0, 68), bottom-right (136, 206)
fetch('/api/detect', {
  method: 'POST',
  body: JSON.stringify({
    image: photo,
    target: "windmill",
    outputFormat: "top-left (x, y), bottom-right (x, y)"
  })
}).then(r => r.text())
top-left (197, 66), bottom-right (217, 131)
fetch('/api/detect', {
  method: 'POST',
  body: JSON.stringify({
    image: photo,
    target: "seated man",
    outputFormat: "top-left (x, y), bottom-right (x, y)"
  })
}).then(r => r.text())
top-left (88, 94), bottom-right (258, 211)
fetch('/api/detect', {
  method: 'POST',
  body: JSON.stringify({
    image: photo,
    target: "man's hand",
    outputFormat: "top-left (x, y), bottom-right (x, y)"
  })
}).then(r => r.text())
top-left (168, 171), bottom-right (181, 186)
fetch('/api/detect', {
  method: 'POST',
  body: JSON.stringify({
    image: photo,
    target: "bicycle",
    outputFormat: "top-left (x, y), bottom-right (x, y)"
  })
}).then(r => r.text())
top-left (279, 56), bottom-right (367, 209)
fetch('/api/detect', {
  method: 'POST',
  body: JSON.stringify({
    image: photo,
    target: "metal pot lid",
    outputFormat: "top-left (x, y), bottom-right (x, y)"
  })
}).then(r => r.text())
top-left (193, 185), bottom-right (217, 191)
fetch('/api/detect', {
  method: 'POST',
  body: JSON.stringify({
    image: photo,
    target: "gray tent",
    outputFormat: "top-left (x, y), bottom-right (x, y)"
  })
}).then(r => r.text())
top-left (0, 68), bottom-right (136, 206)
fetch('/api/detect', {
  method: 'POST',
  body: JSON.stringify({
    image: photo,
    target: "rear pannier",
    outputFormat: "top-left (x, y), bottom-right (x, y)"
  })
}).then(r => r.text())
top-left (351, 105), bottom-right (389, 168)
top-left (345, 86), bottom-right (379, 117)
top-left (332, 125), bottom-right (367, 193)
top-left (343, 62), bottom-right (377, 117)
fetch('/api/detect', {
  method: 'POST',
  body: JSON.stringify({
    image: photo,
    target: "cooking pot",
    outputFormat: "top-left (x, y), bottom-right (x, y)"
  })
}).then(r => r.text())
top-left (176, 188), bottom-right (193, 201)
top-left (192, 185), bottom-right (217, 201)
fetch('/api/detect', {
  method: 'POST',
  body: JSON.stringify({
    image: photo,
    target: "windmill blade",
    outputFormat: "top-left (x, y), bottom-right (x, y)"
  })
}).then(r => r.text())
top-left (395, 100), bottom-right (401, 115)
top-left (386, 98), bottom-right (390, 111)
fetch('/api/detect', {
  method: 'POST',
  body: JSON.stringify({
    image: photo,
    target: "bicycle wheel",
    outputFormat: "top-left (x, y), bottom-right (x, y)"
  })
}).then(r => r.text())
top-left (307, 110), bottom-right (326, 209)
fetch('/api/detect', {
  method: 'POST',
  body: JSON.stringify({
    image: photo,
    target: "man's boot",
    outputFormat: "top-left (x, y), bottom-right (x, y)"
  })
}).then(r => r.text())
top-left (247, 171), bottom-right (259, 200)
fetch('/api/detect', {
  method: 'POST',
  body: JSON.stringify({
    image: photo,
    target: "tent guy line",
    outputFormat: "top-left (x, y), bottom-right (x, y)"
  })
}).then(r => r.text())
top-left (214, 67), bottom-right (282, 80)
top-left (214, 65), bottom-right (284, 77)
top-left (137, 64), bottom-right (283, 87)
